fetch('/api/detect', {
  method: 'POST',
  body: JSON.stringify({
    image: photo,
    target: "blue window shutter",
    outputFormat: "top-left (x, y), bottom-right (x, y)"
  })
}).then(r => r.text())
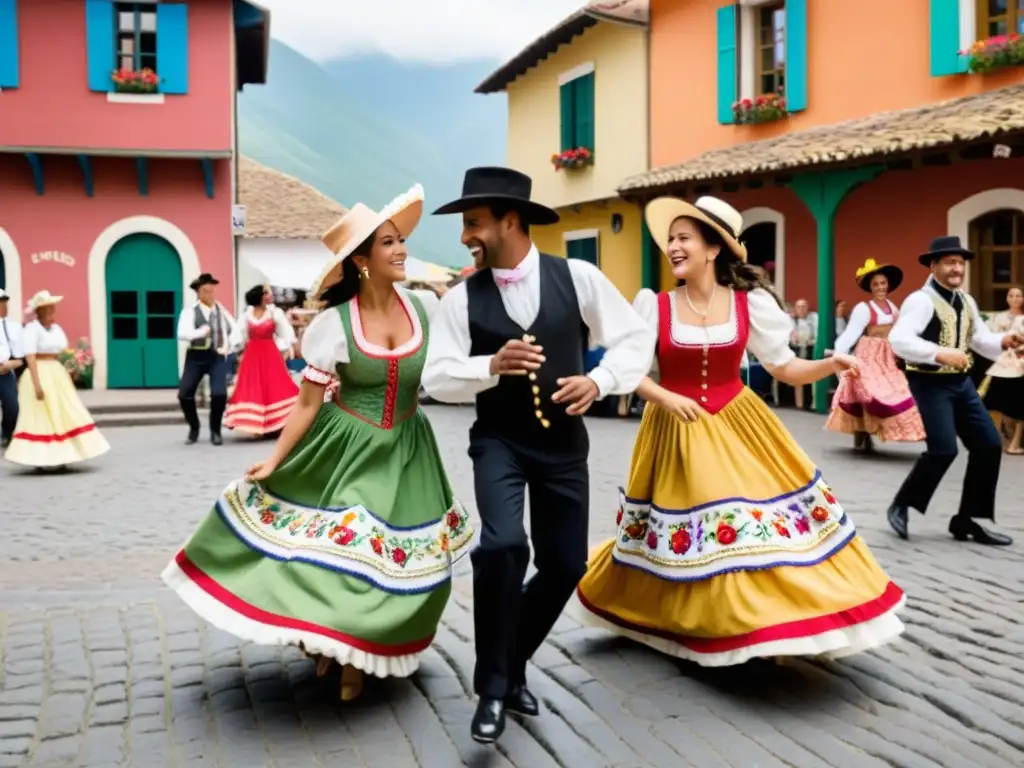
top-left (85, 0), bottom-right (115, 92)
top-left (157, 3), bottom-right (190, 94)
top-left (560, 82), bottom-right (575, 151)
top-left (0, 0), bottom-right (18, 88)
top-left (716, 4), bottom-right (738, 125)
top-left (574, 72), bottom-right (595, 151)
top-left (785, 0), bottom-right (809, 112)
top-left (930, 0), bottom-right (966, 76)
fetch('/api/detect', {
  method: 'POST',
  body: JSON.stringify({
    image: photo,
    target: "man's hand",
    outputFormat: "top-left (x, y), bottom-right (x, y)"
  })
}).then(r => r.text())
top-left (552, 376), bottom-right (599, 416)
top-left (1002, 332), bottom-right (1024, 350)
top-left (489, 339), bottom-right (544, 376)
top-left (0, 362), bottom-right (8, 376)
top-left (936, 348), bottom-right (970, 370)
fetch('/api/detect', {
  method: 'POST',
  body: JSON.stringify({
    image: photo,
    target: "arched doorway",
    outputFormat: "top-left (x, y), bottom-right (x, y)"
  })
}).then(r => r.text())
top-left (0, 246), bottom-right (5, 292)
top-left (968, 209), bottom-right (1024, 312)
top-left (742, 222), bottom-right (777, 274)
top-left (105, 234), bottom-right (183, 388)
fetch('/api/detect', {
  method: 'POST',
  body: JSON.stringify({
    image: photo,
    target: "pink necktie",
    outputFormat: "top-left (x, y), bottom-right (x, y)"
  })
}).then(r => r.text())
top-left (495, 268), bottom-right (525, 288)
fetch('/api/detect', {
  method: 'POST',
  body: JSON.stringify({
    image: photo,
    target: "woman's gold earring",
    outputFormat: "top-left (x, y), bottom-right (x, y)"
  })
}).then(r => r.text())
top-left (361, 266), bottom-right (370, 279)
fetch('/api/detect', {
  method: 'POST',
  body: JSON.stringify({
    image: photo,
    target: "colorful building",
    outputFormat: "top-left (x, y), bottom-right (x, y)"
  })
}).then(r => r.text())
top-left (618, 0), bottom-right (1024, 409)
top-left (0, 0), bottom-right (270, 390)
top-left (476, 1), bottom-right (652, 299)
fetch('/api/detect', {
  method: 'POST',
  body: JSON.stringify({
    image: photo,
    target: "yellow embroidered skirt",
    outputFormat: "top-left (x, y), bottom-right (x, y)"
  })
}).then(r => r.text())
top-left (573, 387), bottom-right (905, 666)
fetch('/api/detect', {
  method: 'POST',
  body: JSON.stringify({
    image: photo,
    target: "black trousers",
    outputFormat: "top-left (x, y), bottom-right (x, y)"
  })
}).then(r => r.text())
top-left (894, 373), bottom-right (1002, 520)
top-left (0, 370), bottom-right (18, 441)
top-left (178, 350), bottom-right (228, 435)
top-left (468, 430), bottom-right (589, 699)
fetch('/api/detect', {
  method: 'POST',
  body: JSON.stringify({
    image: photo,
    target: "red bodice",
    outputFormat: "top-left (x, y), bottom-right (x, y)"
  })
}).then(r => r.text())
top-left (656, 289), bottom-right (750, 414)
top-left (248, 314), bottom-right (276, 341)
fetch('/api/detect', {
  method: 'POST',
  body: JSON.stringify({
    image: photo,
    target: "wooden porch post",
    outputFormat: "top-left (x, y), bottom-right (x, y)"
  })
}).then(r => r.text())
top-left (789, 166), bottom-right (883, 412)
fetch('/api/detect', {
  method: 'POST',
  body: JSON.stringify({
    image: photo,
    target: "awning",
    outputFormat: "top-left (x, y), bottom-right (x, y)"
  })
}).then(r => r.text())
top-left (246, 250), bottom-right (455, 291)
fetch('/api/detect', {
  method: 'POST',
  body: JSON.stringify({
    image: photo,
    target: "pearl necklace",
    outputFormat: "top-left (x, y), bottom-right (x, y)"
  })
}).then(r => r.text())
top-left (683, 283), bottom-right (717, 324)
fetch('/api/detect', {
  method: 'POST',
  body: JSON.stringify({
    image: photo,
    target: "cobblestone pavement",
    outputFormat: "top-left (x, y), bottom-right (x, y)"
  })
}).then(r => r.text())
top-left (1, 404), bottom-right (1023, 767)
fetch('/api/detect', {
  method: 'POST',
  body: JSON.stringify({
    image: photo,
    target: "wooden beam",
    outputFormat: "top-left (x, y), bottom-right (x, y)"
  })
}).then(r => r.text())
top-left (24, 153), bottom-right (43, 195)
top-left (136, 157), bottom-right (149, 196)
top-left (76, 154), bottom-right (94, 197)
top-left (722, 182), bottom-right (740, 193)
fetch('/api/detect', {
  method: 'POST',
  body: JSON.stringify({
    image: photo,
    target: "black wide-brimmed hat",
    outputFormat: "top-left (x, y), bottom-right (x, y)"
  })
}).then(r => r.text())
top-left (918, 236), bottom-right (974, 267)
top-left (190, 272), bottom-right (219, 291)
top-left (854, 258), bottom-right (903, 293)
top-left (432, 167), bottom-right (559, 226)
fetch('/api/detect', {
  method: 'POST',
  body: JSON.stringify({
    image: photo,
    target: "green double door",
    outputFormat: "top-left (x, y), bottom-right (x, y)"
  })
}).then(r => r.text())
top-left (106, 234), bottom-right (182, 388)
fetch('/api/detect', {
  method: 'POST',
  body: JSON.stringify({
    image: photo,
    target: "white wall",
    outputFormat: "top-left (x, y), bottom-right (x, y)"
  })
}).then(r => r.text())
top-left (237, 238), bottom-right (333, 308)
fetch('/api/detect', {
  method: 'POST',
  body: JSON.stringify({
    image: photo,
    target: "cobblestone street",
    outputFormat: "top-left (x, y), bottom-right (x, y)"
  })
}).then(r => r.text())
top-left (1, 404), bottom-right (1023, 767)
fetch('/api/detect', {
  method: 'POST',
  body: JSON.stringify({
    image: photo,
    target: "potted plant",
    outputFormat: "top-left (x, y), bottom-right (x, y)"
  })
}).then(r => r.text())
top-left (963, 34), bottom-right (1024, 73)
top-left (60, 337), bottom-right (95, 390)
top-left (733, 92), bottom-right (787, 125)
top-left (111, 67), bottom-right (161, 94)
top-left (551, 146), bottom-right (594, 171)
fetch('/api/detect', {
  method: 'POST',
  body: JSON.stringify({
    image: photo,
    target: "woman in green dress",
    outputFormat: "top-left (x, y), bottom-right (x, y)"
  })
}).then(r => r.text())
top-left (163, 184), bottom-right (473, 701)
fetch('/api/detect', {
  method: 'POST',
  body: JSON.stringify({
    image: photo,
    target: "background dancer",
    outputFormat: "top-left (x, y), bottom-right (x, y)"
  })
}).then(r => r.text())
top-left (973, 286), bottom-right (1024, 455)
top-left (887, 236), bottom-right (1024, 545)
top-left (826, 258), bottom-right (924, 451)
top-left (423, 167), bottom-right (655, 745)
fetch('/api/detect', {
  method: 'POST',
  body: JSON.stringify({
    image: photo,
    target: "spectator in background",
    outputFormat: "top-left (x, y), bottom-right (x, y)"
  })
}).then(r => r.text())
top-left (835, 299), bottom-right (849, 340)
top-left (789, 298), bottom-right (817, 409)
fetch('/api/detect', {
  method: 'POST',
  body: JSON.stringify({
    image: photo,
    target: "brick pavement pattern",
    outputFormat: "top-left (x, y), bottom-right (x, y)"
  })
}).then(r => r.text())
top-left (1, 405), bottom-right (1023, 767)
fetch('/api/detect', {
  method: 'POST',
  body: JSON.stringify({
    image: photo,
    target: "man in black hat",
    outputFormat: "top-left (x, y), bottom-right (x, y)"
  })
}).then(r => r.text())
top-left (0, 289), bottom-right (25, 449)
top-left (176, 273), bottom-right (236, 445)
top-left (422, 167), bottom-right (655, 744)
top-left (887, 236), bottom-right (1024, 545)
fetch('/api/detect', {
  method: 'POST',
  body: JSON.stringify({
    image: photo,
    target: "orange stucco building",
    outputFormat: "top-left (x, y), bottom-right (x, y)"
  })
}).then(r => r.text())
top-left (620, 0), bottom-right (1024, 409)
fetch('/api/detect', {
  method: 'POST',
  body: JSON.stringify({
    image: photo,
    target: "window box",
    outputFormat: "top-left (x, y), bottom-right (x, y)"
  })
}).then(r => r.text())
top-left (963, 33), bottom-right (1024, 73)
top-left (733, 93), bottom-right (787, 124)
top-left (552, 147), bottom-right (594, 171)
top-left (111, 67), bottom-right (161, 94)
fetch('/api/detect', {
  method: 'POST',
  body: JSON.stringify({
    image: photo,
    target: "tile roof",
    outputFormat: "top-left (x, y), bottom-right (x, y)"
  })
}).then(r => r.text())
top-left (619, 84), bottom-right (1024, 194)
top-left (238, 156), bottom-right (345, 239)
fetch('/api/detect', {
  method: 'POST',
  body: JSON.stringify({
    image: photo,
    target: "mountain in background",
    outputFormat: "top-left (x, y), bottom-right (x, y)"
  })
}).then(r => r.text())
top-left (238, 40), bottom-right (507, 268)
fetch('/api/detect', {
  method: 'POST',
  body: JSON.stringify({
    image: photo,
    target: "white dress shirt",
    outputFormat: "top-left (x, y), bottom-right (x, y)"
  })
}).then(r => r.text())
top-left (833, 299), bottom-right (898, 356)
top-left (22, 321), bottom-right (69, 356)
top-left (0, 316), bottom-right (25, 364)
top-left (229, 305), bottom-right (297, 354)
top-left (177, 301), bottom-right (236, 354)
top-left (889, 280), bottom-right (1006, 365)
top-left (422, 246), bottom-right (655, 403)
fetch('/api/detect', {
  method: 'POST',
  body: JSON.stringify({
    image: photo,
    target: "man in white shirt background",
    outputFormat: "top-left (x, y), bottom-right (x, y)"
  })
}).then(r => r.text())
top-left (0, 289), bottom-right (25, 449)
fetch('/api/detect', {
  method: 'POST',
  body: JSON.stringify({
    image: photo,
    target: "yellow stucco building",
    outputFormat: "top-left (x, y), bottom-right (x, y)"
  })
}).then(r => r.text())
top-left (476, 3), bottom-right (666, 298)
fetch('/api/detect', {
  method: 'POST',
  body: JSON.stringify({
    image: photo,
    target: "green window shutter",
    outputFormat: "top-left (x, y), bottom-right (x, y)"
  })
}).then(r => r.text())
top-left (716, 4), bottom-right (738, 125)
top-left (567, 237), bottom-right (599, 266)
top-left (929, 0), bottom-right (966, 76)
top-left (559, 82), bottom-right (575, 151)
top-left (641, 219), bottom-right (659, 290)
top-left (784, 0), bottom-right (808, 112)
top-left (573, 72), bottom-right (595, 151)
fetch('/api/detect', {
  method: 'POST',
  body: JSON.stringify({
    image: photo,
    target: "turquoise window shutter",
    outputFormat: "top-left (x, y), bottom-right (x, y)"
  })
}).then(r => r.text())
top-left (85, 0), bottom-right (115, 92)
top-left (716, 4), bottom-right (738, 124)
top-left (559, 82), bottom-right (575, 151)
top-left (930, 0), bottom-right (966, 76)
top-left (582, 237), bottom-right (599, 266)
top-left (574, 72), bottom-right (596, 151)
top-left (785, 0), bottom-right (809, 111)
top-left (157, 3), bottom-right (190, 93)
top-left (0, 0), bottom-right (18, 88)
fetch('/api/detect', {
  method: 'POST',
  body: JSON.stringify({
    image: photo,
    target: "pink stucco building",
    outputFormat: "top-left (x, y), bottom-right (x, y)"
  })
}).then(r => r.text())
top-left (0, 0), bottom-right (270, 389)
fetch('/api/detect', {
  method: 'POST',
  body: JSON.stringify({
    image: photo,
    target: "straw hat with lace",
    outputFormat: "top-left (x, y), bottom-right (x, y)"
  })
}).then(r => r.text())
top-left (28, 290), bottom-right (64, 310)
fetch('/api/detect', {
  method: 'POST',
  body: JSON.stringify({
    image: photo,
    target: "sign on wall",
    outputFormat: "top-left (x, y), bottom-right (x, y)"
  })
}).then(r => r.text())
top-left (232, 205), bottom-right (247, 235)
top-left (30, 251), bottom-right (76, 267)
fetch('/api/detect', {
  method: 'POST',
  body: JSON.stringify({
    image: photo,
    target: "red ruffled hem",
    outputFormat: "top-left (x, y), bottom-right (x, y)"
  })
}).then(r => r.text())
top-left (12, 423), bottom-right (97, 443)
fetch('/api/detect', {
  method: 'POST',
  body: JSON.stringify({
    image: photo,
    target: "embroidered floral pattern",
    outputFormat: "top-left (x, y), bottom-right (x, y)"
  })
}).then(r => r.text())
top-left (613, 474), bottom-right (852, 577)
top-left (302, 365), bottom-right (334, 385)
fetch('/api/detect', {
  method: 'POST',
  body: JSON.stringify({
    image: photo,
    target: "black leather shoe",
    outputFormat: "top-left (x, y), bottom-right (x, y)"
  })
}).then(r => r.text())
top-left (210, 433), bottom-right (223, 446)
top-left (887, 504), bottom-right (908, 540)
top-left (949, 517), bottom-right (1012, 546)
top-left (504, 686), bottom-right (540, 717)
top-left (471, 698), bottom-right (505, 744)
top-left (0, 437), bottom-right (10, 450)
top-left (186, 428), bottom-right (199, 445)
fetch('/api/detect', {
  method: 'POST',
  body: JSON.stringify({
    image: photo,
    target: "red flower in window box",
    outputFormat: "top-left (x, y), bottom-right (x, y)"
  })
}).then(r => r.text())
top-left (551, 146), bottom-right (594, 171)
top-left (111, 67), bottom-right (162, 94)
top-left (963, 34), bottom-right (1024, 74)
top-left (732, 92), bottom-right (787, 125)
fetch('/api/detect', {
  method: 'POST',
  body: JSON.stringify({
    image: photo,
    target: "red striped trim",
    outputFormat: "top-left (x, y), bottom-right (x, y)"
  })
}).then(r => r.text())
top-left (12, 423), bottom-right (97, 443)
top-left (576, 580), bottom-right (904, 655)
top-left (173, 551), bottom-right (434, 656)
top-left (225, 399), bottom-right (296, 416)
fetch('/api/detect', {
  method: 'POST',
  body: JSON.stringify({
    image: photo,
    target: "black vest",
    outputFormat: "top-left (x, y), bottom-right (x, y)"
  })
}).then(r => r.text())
top-left (905, 280), bottom-right (970, 375)
top-left (467, 254), bottom-right (588, 454)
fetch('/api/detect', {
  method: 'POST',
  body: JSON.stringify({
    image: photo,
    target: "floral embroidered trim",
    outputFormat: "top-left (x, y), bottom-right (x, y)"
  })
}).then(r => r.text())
top-left (382, 359), bottom-right (400, 429)
top-left (217, 480), bottom-right (474, 594)
top-left (612, 473), bottom-right (855, 582)
top-left (302, 365), bottom-right (333, 385)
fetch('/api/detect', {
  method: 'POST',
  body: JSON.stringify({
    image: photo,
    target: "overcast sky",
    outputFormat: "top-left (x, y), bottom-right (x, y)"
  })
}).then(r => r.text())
top-left (256, 0), bottom-right (586, 63)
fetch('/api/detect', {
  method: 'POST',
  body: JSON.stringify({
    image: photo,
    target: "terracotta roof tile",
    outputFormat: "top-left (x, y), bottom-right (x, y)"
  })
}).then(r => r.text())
top-left (619, 84), bottom-right (1024, 193)
top-left (238, 156), bottom-right (346, 239)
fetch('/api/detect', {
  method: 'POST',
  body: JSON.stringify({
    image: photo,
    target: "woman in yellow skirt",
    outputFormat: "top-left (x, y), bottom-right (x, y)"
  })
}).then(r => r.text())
top-left (4, 291), bottom-right (110, 469)
top-left (573, 197), bottom-right (905, 666)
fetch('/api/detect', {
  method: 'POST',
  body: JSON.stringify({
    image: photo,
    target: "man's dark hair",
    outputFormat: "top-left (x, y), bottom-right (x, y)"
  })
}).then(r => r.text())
top-left (488, 202), bottom-right (530, 235)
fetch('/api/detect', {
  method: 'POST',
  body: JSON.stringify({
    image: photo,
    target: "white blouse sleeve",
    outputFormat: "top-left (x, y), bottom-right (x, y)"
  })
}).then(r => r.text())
top-left (21, 324), bottom-right (40, 356)
top-left (272, 306), bottom-right (296, 353)
top-left (833, 302), bottom-right (871, 356)
top-left (299, 308), bottom-right (347, 385)
top-left (746, 289), bottom-right (797, 369)
top-left (632, 289), bottom-right (660, 375)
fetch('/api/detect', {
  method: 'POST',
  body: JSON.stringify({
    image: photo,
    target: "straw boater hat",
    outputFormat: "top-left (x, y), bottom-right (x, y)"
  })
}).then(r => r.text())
top-left (854, 258), bottom-right (903, 293)
top-left (27, 290), bottom-right (63, 310)
top-left (644, 195), bottom-right (748, 261)
top-left (311, 183), bottom-right (424, 298)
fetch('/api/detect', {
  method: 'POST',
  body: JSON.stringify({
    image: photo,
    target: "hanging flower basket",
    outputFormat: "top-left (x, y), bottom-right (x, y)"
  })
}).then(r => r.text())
top-left (733, 93), bottom-right (787, 125)
top-left (551, 147), bottom-right (594, 171)
top-left (111, 67), bottom-right (161, 94)
top-left (963, 34), bottom-right (1024, 74)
